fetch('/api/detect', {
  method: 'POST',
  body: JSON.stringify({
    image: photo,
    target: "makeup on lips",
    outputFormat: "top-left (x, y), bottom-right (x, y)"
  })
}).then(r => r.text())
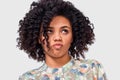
top-left (52, 43), bottom-right (63, 49)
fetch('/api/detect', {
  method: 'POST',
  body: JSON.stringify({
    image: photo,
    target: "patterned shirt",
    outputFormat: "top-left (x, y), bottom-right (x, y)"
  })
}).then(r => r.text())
top-left (19, 58), bottom-right (107, 80)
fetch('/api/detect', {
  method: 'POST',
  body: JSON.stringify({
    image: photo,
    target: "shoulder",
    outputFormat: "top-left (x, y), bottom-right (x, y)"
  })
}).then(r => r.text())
top-left (19, 62), bottom-right (45, 80)
top-left (19, 68), bottom-right (39, 80)
top-left (74, 59), bottom-right (106, 74)
top-left (75, 59), bottom-right (103, 67)
top-left (81, 59), bottom-right (104, 69)
top-left (74, 59), bottom-right (107, 79)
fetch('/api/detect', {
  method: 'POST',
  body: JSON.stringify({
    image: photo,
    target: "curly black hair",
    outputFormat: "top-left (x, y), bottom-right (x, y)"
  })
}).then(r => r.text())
top-left (17, 0), bottom-right (95, 61)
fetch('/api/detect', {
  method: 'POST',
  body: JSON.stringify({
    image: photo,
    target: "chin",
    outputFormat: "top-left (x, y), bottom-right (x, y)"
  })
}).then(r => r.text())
top-left (49, 53), bottom-right (65, 58)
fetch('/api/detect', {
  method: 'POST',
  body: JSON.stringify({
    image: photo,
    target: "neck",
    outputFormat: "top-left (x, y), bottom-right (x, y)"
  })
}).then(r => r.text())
top-left (45, 54), bottom-right (71, 68)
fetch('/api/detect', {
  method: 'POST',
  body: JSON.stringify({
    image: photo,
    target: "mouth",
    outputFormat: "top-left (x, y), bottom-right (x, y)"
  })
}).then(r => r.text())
top-left (52, 44), bottom-right (63, 49)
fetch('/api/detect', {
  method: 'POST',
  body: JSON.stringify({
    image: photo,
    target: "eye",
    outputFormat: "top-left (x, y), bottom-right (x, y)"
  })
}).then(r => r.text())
top-left (62, 29), bottom-right (69, 34)
top-left (47, 29), bottom-right (53, 34)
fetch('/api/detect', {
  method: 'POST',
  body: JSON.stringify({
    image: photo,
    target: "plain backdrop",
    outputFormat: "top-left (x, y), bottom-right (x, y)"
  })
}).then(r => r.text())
top-left (0, 0), bottom-right (119, 79)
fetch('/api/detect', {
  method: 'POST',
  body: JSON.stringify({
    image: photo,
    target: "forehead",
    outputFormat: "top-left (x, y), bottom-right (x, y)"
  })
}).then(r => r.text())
top-left (49, 16), bottom-right (71, 28)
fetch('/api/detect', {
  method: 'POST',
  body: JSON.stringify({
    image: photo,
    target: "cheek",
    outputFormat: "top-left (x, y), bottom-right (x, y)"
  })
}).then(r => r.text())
top-left (68, 33), bottom-right (73, 43)
top-left (64, 35), bottom-right (73, 46)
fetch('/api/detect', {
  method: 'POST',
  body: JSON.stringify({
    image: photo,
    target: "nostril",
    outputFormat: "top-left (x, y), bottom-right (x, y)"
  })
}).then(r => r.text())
top-left (53, 36), bottom-right (62, 41)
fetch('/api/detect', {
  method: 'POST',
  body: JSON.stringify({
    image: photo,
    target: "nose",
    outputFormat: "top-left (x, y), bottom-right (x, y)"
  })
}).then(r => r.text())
top-left (53, 33), bottom-right (62, 41)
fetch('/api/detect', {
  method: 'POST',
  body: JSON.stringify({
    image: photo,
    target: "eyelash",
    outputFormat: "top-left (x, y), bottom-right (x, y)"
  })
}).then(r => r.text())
top-left (47, 29), bottom-right (69, 34)
top-left (47, 30), bottom-right (53, 34)
top-left (62, 29), bottom-right (68, 34)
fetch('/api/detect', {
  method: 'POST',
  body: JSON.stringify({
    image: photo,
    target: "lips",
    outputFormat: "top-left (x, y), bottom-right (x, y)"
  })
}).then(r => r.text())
top-left (52, 44), bottom-right (63, 49)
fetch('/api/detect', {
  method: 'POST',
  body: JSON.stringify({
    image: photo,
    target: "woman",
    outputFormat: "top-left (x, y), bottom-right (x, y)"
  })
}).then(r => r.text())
top-left (17, 0), bottom-right (107, 80)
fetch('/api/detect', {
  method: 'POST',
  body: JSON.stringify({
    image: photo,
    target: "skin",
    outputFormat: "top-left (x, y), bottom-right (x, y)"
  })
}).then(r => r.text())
top-left (39, 16), bottom-right (73, 68)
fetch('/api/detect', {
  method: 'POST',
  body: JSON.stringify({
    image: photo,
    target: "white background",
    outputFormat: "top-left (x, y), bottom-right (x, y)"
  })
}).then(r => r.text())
top-left (0, 0), bottom-right (119, 80)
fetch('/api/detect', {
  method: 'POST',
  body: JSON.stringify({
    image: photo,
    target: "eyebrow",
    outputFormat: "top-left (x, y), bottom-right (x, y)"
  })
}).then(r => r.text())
top-left (48, 26), bottom-right (71, 29)
top-left (61, 26), bottom-right (71, 29)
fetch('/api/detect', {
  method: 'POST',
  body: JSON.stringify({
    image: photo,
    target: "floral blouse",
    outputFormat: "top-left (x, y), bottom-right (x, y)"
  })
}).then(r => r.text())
top-left (19, 58), bottom-right (107, 80)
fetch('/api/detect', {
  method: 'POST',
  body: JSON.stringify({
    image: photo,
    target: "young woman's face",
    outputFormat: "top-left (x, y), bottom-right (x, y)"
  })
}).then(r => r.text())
top-left (40, 16), bottom-right (73, 59)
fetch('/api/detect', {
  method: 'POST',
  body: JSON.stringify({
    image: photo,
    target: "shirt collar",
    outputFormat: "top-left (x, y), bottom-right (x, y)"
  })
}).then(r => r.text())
top-left (41, 57), bottom-right (75, 74)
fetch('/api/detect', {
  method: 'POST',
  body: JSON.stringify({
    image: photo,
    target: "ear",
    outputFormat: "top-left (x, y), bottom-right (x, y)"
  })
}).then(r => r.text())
top-left (38, 39), bottom-right (41, 44)
top-left (38, 37), bottom-right (42, 44)
top-left (38, 35), bottom-right (45, 44)
top-left (71, 35), bottom-right (73, 43)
